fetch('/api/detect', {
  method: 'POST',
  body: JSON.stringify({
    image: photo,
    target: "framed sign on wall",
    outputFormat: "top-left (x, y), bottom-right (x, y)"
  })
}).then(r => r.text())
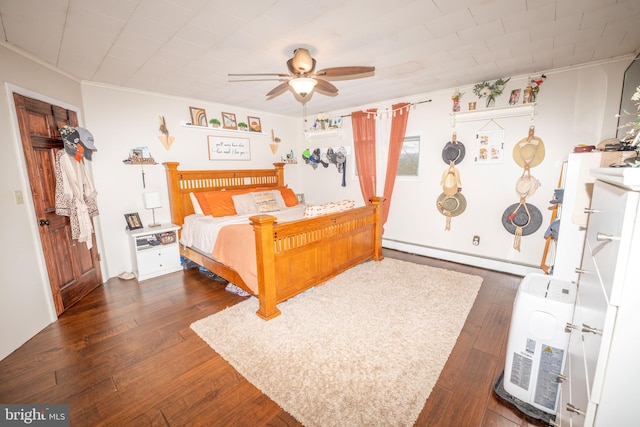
top-left (207, 135), bottom-right (251, 160)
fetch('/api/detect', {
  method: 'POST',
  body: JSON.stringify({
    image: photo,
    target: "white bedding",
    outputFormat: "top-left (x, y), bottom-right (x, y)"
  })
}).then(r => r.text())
top-left (180, 205), bottom-right (306, 254)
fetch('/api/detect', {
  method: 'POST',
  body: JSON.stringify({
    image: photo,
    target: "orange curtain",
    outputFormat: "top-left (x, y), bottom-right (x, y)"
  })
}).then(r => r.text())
top-left (351, 109), bottom-right (377, 204)
top-left (382, 102), bottom-right (411, 224)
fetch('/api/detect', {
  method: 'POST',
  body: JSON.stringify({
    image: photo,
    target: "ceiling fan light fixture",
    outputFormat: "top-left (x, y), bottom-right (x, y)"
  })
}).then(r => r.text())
top-left (292, 48), bottom-right (314, 72)
top-left (288, 77), bottom-right (317, 97)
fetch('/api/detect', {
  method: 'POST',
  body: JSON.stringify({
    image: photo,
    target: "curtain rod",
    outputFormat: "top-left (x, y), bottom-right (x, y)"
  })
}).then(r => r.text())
top-left (338, 99), bottom-right (432, 118)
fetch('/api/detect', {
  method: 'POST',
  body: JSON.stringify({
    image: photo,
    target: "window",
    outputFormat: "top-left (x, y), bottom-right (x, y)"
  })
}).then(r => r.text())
top-left (397, 135), bottom-right (420, 176)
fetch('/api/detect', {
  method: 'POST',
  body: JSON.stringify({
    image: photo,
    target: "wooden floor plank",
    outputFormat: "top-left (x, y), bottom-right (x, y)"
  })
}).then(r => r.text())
top-left (0, 250), bottom-right (545, 426)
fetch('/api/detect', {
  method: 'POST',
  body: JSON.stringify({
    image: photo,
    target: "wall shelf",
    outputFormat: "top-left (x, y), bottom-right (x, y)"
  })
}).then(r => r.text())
top-left (181, 123), bottom-right (267, 136)
top-left (451, 103), bottom-right (537, 126)
top-left (304, 128), bottom-right (343, 142)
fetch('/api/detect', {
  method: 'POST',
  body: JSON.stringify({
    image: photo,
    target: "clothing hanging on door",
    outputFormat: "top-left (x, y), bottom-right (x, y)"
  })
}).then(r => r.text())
top-left (54, 150), bottom-right (99, 249)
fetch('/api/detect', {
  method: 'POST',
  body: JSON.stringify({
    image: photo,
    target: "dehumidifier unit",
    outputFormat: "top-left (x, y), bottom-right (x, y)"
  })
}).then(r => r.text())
top-left (503, 273), bottom-right (576, 414)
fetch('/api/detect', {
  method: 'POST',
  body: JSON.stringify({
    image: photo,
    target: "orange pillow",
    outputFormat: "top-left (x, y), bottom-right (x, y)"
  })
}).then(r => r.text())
top-left (195, 190), bottom-right (241, 217)
top-left (278, 186), bottom-right (299, 207)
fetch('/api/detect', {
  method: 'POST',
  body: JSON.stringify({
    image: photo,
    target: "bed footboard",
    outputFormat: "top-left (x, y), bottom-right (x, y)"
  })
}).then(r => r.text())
top-left (250, 197), bottom-right (384, 319)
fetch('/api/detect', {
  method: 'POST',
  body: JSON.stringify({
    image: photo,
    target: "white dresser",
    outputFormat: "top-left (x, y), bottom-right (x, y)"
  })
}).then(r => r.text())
top-left (556, 168), bottom-right (640, 426)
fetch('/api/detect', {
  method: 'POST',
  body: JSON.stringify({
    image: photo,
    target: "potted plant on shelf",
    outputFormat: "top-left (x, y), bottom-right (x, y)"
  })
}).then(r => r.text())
top-left (209, 118), bottom-right (220, 128)
top-left (237, 122), bottom-right (248, 131)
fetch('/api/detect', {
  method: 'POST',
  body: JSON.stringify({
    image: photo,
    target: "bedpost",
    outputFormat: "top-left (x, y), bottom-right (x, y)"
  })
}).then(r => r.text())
top-left (273, 162), bottom-right (285, 187)
top-left (250, 214), bottom-right (281, 320)
top-left (369, 196), bottom-right (385, 261)
top-left (163, 162), bottom-right (184, 227)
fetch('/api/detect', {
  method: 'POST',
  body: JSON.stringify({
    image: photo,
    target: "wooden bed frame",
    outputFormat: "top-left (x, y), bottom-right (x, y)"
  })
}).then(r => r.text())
top-left (164, 162), bottom-right (384, 320)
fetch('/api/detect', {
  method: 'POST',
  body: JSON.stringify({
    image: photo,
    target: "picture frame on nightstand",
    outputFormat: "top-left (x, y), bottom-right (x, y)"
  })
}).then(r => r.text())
top-left (125, 212), bottom-right (143, 230)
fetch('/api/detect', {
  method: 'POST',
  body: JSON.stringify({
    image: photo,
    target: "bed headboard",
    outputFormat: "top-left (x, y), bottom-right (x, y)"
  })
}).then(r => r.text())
top-left (163, 162), bottom-right (286, 227)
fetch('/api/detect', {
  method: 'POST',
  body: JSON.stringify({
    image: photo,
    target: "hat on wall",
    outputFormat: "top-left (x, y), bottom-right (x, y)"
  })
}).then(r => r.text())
top-left (513, 126), bottom-right (545, 168)
top-left (501, 201), bottom-right (543, 236)
top-left (441, 163), bottom-right (461, 196)
top-left (515, 169), bottom-right (540, 198)
top-left (437, 192), bottom-right (467, 231)
top-left (436, 192), bottom-right (467, 217)
top-left (442, 141), bottom-right (466, 165)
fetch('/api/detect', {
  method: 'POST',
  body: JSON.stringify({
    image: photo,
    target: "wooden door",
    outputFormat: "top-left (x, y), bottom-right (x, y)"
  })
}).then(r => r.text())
top-left (14, 93), bottom-right (102, 315)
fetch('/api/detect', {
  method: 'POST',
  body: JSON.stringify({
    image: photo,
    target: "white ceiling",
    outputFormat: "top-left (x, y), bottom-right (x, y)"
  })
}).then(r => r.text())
top-left (1, 0), bottom-right (639, 117)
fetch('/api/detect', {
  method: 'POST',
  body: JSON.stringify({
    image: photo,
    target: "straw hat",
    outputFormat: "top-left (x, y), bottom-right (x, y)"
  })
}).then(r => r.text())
top-left (515, 170), bottom-right (540, 198)
top-left (436, 192), bottom-right (467, 217)
top-left (513, 126), bottom-right (545, 168)
top-left (441, 164), bottom-right (461, 196)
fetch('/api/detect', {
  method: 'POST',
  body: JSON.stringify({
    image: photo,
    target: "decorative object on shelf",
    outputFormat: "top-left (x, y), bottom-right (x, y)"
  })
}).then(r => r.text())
top-left (189, 107), bottom-right (207, 127)
top-left (158, 116), bottom-right (175, 150)
top-left (468, 102), bottom-right (476, 110)
top-left (282, 150), bottom-right (296, 164)
top-left (473, 77), bottom-right (511, 107)
top-left (330, 116), bottom-right (343, 128)
top-left (523, 74), bottom-right (546, 103)
top-left (509, 89), bottom-right (521, 105)
top-left (209, 118), bottom-right (220, 128)
top-left (222, 112), bottom-right (237, 130)
top-left (143, 192), bottom-right (162, 227)
top-left (314, 113), bottom-right (330, 130)
top-left (237, 121), bottom-right (248, 131)
top-left (207, 135), bottom-right (250, 160)
top-left (248, 116), bottom-right (262, 132)
top-left (123, 147), bottom-right (157, 188)
top-left (124, 212), bottom-right (143, 230)
top-left (451, 89), bottom-right (464, 112)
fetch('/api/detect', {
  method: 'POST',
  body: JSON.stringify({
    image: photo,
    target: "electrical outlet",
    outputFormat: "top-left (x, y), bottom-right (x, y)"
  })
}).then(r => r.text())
top-left (472, 235), bottom-right (480, 246)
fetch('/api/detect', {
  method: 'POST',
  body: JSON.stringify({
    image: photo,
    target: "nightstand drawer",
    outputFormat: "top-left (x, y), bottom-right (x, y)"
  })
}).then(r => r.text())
top-left (137, 245), bottom-right (180, 277)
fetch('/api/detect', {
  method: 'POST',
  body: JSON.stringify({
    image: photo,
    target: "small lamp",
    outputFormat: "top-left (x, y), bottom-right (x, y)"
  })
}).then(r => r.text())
top-left (143, 192), bottom-right (162, 227)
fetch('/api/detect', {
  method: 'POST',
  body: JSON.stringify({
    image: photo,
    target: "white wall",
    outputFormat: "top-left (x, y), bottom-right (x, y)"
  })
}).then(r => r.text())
top-left (301, 59), bottom-right (628, 274)
top-left (0, 41), bottom-right (630, 361)
top-left (0, 43), bottom-right (84, 360)
top-left (80, 83), bottom-right (304, 279)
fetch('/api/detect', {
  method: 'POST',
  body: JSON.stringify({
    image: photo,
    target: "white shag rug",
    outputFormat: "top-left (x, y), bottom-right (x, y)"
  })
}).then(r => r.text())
top-left (191, 258), bottom-right (483, 427)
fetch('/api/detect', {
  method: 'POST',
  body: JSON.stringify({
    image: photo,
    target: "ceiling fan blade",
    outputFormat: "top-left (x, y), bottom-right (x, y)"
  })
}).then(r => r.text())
top-left (315, 66), bottom-right (375, 78)
top-left (314, 78), bottom-right (338, 96)
top-left (229, 78), bottom-right (288, 82)
top-left (228, 73), bottom-right (290, 77)
top-left (266, 81), bottom-right (291, 98)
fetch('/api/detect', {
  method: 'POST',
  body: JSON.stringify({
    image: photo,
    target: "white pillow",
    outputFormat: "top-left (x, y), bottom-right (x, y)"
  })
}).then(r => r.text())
top-left (189, 192), bottom-right (204, 215)
top-left (232, 193), bottom-right (259, 215)
top-left (252, 192), bottom-right (280, 213)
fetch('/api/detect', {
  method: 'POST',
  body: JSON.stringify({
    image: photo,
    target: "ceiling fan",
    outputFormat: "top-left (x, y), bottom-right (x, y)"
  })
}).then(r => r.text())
top-left (228, 48), bottom-right (375, 100)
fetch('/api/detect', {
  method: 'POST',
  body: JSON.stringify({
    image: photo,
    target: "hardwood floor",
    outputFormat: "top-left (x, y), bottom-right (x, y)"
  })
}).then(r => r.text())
top-left (0, 249), bottom-right (548, 426)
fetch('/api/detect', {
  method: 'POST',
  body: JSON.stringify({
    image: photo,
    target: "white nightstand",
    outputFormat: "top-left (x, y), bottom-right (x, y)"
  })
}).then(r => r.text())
top-left (126, 223), bottom-right (182, 281)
